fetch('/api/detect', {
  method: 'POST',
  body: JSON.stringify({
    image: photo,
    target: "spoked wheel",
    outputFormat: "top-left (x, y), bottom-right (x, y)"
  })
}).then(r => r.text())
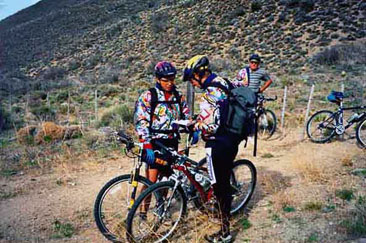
top-left (258, 109), bottom-right (277, 139)
top-left (196, 158), bottom-right (257, 215)
top-left (306, 110), bottom-right (336, 143)
top-left (230, 159), bottom-right (257, 214)
top-left (126, 181), bottom-right (187, 243)
top-left (356, 117), bottom-right (366, 148)
top-left (94, 174), bottom-right (153, 243)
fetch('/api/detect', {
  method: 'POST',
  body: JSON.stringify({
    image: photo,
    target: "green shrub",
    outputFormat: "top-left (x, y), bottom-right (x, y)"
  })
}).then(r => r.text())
top-left (98, 104), bottom-right (134, 128)
top-left (240, 218), bottom-right (252, 230)
top-left (251, 1), bottom-right (262, 12)
top-left (336, 189), bottom-right (354, 201)
top-left (52, 220), bottom-right (74, 238)
top-left (304, 201), bottom-right (323, 211)
top-left (30, 105), bottom-right (56, 121)
top-left (313, 42), bottom-right (366, 66)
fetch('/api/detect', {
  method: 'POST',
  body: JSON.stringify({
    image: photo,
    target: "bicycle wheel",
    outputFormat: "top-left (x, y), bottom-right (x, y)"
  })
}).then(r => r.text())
top-left (356, 117), bottom-right (366, 148)
top-left (196, 158), bottom-right (257, 215)
top-left (306, 110), bottom-right (336, 143)
top-left (94, 174), bottom-right (153, 243)
top-left (230, 159), bottom-right (257, 214)
top-left (126, 181), bottom-right (187, 243)
top-left (258, 109), bottom-right (277, 139)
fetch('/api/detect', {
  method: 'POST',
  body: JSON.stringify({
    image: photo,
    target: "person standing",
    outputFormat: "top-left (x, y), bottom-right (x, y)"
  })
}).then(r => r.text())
top-left (183, 55), bottom-right (248, 243)
top-left (236, 54), bottom-right (273, 94)
top-left (134, 61), bottom-right (191, 216)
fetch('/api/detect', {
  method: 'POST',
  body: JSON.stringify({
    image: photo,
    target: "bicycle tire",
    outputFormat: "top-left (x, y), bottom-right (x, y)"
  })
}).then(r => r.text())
top-left (356, 117), bottom-right (366, 148)
top-left (306, 110), bottom-right (336, 143)
top-left (258, 109), bottom-right (277, 139)
top-left (196, 158), bottom-right (257, 215)
top-left (94, 174), bottom-right (153, 243)
top-left (126, 181), bottom-right (187, 243)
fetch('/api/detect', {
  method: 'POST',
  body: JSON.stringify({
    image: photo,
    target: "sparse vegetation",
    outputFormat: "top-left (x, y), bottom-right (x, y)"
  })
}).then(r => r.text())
top-left (336, 189), bottom-right (354, 202)
top-left (303, 201), bottom-right (323, 211)
top-left (52, 220), bottom-right (75, 238)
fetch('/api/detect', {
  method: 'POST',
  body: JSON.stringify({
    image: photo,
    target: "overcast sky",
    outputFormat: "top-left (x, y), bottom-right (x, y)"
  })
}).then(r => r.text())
top-left (0, 0), bottom-right (41, 21)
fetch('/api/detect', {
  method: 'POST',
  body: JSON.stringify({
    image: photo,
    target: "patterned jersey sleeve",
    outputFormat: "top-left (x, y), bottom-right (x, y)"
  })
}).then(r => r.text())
top-left (196, 86), bottom-right (226, 136)
top-left (134, 90), bottom-right (152, 144)
top-left (234, 68), bottom-right (249, 87)
top-left (179, 94), bottom-right (191, 120)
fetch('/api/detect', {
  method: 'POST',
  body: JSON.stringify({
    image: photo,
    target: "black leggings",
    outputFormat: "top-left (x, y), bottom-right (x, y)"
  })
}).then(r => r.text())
top-left (206, 135), bottom-right (239, 233)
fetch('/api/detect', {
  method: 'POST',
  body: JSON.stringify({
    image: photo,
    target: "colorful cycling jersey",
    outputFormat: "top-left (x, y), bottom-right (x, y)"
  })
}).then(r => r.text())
top-left (134, 85), bottom-right (190, 146)
top-left (236, 67), bottom-right (271, 93)
top-left (196, 73), bottom-right (245, 139)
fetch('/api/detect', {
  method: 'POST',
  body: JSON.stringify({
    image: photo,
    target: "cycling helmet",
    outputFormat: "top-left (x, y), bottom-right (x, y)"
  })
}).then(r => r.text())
top-left (249, 54), bottom-right (261, 63)
top-left (183, 55), bottom-right (210, 81)
top-left (154, 61), bottom-right (177, 79)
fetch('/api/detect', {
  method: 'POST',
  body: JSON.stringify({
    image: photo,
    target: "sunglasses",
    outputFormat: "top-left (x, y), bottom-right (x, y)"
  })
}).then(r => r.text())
top-left (160, 77), bottom-right (175, 82)
top-left (250, 61), bottom-right (259, 64)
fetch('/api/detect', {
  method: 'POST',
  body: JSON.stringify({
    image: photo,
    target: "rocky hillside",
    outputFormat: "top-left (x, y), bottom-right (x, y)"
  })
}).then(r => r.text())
top-left (0, 0), bottom-right (365, 94)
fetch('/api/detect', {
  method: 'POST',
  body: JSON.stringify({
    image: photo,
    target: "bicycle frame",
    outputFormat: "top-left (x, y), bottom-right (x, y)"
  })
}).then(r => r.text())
top-left (153, 140), bottom-right (214, 204)
top-left (118, 131), bottom-right (192, 209)
top-left (331, 104), bottom-right (366, 133)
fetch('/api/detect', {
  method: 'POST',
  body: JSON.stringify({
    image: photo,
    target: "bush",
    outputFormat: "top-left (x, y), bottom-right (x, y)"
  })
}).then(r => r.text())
top-left (150, 12), bottom-right (170, 33)
top-left (98, 104), bottom-right (134, 128)
top-left (251, 1), bottom-right (262, 12)
top-left (313, 42), bottom-right (366, 66)
top-left (30, 105), bottom-right (56, 121)
top-left (43, 67), bottom-right (66, 80)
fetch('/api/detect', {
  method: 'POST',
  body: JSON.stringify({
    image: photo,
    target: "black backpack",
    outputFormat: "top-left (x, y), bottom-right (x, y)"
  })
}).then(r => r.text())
top-left (207, 79), bottom-right (257, 141)
top-left (148, 88), bottom-right (183, 135)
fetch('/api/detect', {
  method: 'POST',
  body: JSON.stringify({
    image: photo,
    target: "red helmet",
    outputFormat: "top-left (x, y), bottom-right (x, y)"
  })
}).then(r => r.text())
top-left (154, 61), bottom-right (177, 79)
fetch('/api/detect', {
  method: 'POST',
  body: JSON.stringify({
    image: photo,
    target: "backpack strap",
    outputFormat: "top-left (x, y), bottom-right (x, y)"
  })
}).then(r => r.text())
top-left (149, 87), bottom-right (158, 130)
top-left (206, 78), bottom-right (232, 95)
top-left (148, 87), bottom-right (183, 135)
top-left (245, 67), bottom-right (250, 86)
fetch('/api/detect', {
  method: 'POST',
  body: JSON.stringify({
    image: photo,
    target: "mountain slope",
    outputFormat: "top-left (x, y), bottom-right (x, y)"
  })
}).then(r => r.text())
top-left (0, 0), bottom-right (365, 93)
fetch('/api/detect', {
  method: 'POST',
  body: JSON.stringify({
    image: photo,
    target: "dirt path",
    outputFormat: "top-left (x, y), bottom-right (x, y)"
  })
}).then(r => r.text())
top-left (0, 129), bottom-right (365, 242)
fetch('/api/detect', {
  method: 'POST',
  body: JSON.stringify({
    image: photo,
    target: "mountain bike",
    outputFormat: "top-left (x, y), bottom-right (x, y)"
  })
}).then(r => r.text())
top-left (94, 130), bottom-right (192, 242)
top-left (306, 92), bottom-right (366, 147)
top-left (125, 138), bottom-right (256, 242)
top-left (257, 94), bottom-right (277, 139)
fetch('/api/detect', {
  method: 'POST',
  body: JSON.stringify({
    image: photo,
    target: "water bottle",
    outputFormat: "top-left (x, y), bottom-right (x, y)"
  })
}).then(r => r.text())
top-left (194, 172), bottom-right (211, 190)
top-left (347, 113), bottom-right (359, 123)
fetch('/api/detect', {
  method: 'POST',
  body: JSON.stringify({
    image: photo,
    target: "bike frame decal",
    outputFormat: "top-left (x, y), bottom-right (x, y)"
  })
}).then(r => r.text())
top-left (205, 147), bottom-right (216, 184)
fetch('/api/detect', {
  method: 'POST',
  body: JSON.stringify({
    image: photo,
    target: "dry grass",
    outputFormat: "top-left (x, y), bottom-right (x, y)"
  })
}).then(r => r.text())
top-left (260, 171), bottom-right (291, 195)
top-left (272, 191), bottom-right (296, 212)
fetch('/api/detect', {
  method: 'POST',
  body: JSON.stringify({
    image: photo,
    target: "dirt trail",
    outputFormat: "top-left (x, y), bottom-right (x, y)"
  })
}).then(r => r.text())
top-left (0, 128), bottom-right (365, 242)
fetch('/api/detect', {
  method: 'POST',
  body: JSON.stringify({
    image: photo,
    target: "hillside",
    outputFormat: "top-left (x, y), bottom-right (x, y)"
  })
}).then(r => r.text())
top-left (0, 0), bottom-right (366, 242)
top-left (0, 0), bottom-right (365, 94)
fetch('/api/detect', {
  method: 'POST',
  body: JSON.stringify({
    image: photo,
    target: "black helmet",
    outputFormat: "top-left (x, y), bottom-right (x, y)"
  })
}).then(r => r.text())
top-left (154, 61), bottom-right (177, 79)
top-left (249, 54), bottom-right (261, 63)
top-left (183, 55), bottom-right (210, 81)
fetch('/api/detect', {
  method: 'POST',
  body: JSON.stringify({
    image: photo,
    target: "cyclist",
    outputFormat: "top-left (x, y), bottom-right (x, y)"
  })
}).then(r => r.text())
top-left (236, 54), bottom-right (273, 94)
top-left (134, 61), bottom-right (193, 215)
top-left (183, 55), bottom-right (247, 243)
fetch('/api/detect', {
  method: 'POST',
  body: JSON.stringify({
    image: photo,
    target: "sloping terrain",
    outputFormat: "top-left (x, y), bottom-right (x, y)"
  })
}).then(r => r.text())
top-left (0, 0), bottom-right (365, 93)
top-left (0, 129), bottom-right (365, 242)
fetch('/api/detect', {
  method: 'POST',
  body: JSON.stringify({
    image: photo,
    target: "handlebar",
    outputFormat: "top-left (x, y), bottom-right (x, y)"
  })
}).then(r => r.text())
top-left (257, 94), bottom-right (277, 103)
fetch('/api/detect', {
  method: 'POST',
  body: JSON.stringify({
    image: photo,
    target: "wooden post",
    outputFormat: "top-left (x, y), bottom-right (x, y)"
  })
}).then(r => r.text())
top-left (94, 89), bottom-right (98, 122)
top-left (302, 84), bottom-right (315, 139)
top-left (67, 90), bottom-right (70, 125)
top-left (281, 86), bottom-right (287, 129)
top-left (47, 92), bottom-right (50, 107)
top-left (187, 82), bottom-right (195, 116)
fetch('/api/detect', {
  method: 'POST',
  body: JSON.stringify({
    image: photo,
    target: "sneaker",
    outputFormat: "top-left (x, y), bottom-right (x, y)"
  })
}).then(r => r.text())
top-left (204, 231), bottom-right (233, 243)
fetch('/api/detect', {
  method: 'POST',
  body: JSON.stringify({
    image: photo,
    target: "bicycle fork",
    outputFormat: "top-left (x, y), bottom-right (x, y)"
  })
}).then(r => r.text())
top-left (128, 163), bottom-right (142, 210)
